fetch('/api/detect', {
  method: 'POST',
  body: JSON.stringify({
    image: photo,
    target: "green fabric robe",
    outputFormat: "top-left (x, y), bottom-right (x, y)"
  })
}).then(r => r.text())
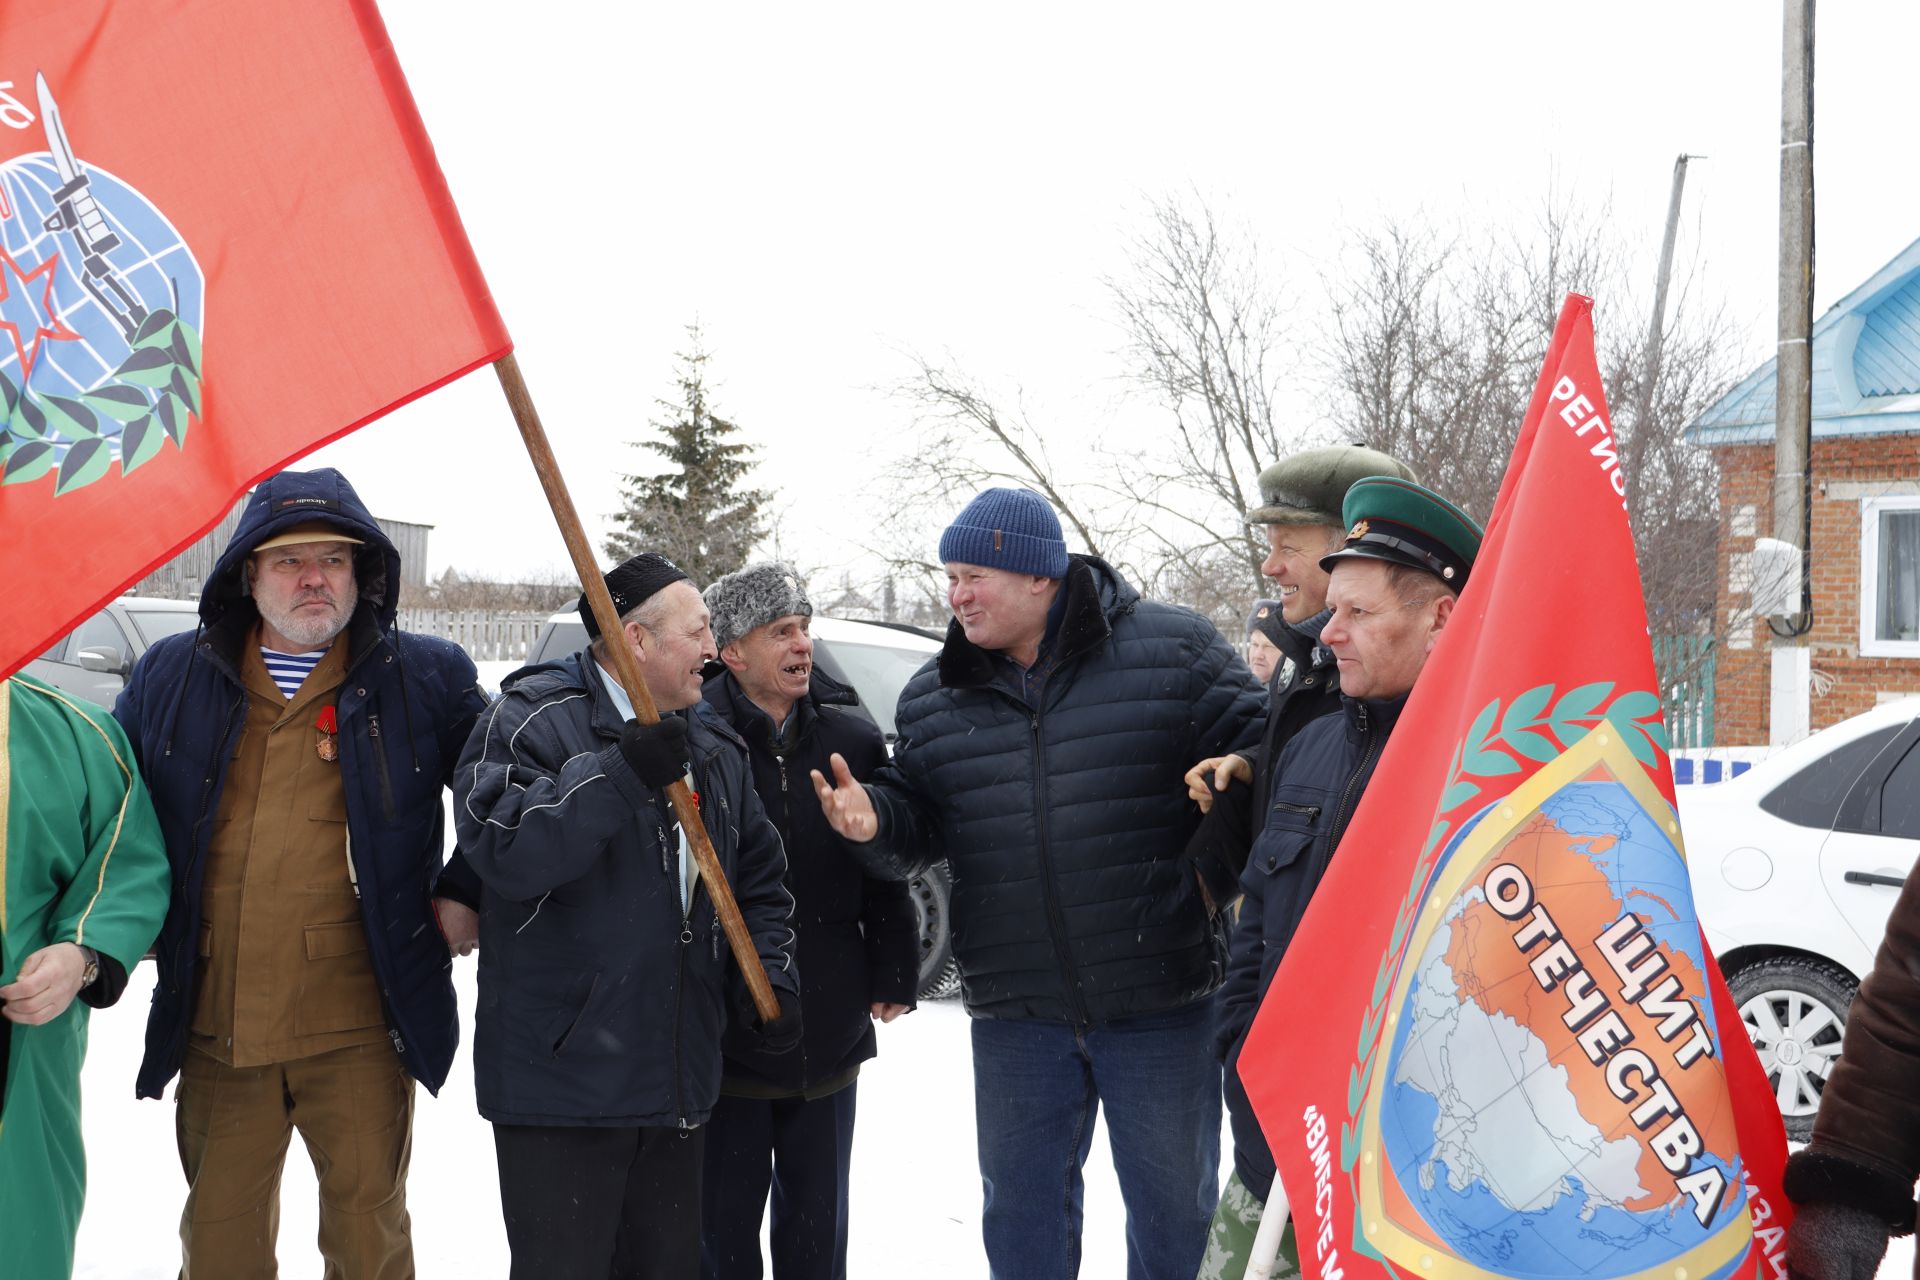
top-left (0, 674), bottom-right (169, 1280)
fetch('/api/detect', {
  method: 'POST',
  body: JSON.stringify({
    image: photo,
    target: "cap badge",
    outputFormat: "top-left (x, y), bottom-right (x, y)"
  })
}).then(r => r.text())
top-left (1349, 519), bottom-right (1371, 540)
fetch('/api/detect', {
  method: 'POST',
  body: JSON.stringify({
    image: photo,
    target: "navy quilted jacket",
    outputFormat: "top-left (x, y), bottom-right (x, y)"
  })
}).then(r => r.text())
top-left (860, 555), bottom-right (1263, 1025)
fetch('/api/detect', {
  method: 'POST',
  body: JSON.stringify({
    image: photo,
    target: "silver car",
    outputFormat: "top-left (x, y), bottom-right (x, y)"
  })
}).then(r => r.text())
top-left (25, 596), bottom-right (202, 708)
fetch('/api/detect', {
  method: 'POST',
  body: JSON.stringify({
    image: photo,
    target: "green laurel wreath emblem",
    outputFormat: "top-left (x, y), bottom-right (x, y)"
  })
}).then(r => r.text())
top-left (1341, 682), bottom-right (1666, 1181)
top-left (0, 307), bottom-right (203, 496)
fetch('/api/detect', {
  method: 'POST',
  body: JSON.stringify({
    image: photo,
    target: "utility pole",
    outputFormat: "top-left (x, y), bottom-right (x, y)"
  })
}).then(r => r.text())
top-left (1771, 0), bottom-right (1815, 743)
top-left (1638, 154), bottom-right (1703, 449)
top-left (1643, 154), bottom-right (1702, 407)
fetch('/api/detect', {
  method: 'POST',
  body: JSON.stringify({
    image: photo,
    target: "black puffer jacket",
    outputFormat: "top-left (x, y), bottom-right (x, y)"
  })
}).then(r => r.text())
top-left (857, 555), bottom-right (1263, 1026)
top-left (1216, 692), bottom-right (1406, 1200)
top-left (703, 669), bottom-right (918, 1096)
top-left (453, 651), bottom-right (799, 1128)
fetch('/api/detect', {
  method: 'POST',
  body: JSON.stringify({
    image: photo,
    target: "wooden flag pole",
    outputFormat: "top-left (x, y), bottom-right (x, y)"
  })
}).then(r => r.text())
top-left (494, 353), bottom-right (780, 1023)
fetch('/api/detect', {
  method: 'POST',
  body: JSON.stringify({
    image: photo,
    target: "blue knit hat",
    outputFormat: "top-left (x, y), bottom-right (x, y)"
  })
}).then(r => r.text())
top-left (938, 487), bottom-right (1070, 578)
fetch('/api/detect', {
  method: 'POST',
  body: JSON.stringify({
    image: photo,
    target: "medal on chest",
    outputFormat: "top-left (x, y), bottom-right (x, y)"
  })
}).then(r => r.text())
top-left (315, 705), bottom-right (339, 762)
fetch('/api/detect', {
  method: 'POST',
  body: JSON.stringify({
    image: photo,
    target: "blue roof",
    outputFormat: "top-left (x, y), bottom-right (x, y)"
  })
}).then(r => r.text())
top-left (1686, 234), bottom-right (1920, 445)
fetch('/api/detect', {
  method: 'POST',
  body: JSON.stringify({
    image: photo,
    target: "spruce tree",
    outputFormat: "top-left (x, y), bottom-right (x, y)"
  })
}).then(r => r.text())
top-left (605, 327), bottom-right (770, 583)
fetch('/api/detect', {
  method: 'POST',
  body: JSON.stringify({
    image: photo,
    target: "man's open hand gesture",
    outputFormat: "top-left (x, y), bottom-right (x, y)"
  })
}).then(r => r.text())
top-left (810, 752), bottom-right (878, 843)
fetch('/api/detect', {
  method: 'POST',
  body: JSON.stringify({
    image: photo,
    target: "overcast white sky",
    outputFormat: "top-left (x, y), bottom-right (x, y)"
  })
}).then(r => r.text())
top-left (304, 1), bottom-right (1920, 586)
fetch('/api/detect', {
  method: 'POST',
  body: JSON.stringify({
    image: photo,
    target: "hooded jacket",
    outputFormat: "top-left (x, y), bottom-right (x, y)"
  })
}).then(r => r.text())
top-left (454, 651), bottom-right (800, 1127)
top-left (703, 667), bottom-right (918, 1096)
top-left (1215, 691), bottom-right (1406, 1201)
top-left (855, 554), bottom-right (1264, 1026)
top-left (115, 468), bottom-right (485, 1098)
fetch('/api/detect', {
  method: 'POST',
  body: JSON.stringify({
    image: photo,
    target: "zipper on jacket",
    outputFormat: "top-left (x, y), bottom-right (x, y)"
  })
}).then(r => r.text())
top-left (674, 919), bottom-right (690, 1129)
top-left (1029, 711), bottom-right (1091, 1027)
top-left (1271, 800), bottom-right (1321, 821)
top-left (1329, 704), bottom-right (1383, 850)
top-left (367, 713), bottom-right (399, 823)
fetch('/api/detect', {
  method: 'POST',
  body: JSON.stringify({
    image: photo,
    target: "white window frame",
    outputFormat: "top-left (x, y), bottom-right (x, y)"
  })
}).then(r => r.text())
top-left (1860, 494), bottom-right (1920, 657)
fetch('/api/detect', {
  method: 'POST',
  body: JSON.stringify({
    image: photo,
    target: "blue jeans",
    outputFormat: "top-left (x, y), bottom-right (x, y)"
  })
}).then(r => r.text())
top-left (972, 1002), bottom-right (1220, 1280)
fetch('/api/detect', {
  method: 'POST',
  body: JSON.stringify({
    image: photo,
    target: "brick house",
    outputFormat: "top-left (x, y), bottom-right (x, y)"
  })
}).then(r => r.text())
top-left (1687, 235), bottom-right (1920, 742)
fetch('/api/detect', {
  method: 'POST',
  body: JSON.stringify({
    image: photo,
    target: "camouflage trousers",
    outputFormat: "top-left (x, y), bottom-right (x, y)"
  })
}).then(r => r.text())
top-left (1196, 1171), bottom-right (1301, 1280)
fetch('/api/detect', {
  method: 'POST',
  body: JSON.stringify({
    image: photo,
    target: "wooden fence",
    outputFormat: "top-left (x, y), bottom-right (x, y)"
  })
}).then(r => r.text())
top-left (396, 609), bottom-right (549, 662)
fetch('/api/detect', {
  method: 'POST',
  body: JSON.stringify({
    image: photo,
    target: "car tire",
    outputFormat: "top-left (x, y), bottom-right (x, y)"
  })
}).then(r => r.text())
top-left (911, 861), bottom-right (961, 1001)
top-left (1726, 954), bottom-right (1857, 1143)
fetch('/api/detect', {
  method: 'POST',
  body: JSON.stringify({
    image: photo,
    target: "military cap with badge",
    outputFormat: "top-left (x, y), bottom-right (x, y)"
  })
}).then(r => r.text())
top-left (1321, 476), bottom-right (1483, 589)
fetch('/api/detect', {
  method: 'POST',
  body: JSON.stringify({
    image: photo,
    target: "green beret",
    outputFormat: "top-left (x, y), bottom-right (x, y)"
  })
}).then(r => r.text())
top-left (1247, 445), bottom-right (1418, 526)
top-left (1320, 476), bottom-right (1483, 589)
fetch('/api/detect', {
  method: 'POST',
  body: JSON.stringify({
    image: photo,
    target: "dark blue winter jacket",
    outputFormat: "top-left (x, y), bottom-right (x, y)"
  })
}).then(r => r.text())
top-left (1216, 691), bottom-right (1406, 1200)
top-left (856, 555), bottom-right (1264, 1026)
top-left (453, 651), bottom-right (800, 1127)
top-left (115, 468), bottom-right (486, 1099)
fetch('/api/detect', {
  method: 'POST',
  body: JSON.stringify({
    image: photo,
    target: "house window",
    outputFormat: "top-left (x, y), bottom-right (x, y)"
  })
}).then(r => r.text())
top-left (1862, 495), bottom-right (1920, 656)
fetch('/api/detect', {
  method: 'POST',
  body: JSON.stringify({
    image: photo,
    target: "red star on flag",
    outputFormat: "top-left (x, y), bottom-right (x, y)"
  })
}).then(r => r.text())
top-left (0, 245), bottom-right (81, 379)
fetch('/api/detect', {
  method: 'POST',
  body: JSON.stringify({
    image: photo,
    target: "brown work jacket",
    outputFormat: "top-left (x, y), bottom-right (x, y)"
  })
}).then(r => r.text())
top-left (190, 636), bottom-right (386, 1065)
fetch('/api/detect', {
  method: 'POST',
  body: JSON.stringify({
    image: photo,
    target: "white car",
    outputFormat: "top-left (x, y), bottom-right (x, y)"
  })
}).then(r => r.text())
top-left (1679, 695), bottom-right (1920, 1139)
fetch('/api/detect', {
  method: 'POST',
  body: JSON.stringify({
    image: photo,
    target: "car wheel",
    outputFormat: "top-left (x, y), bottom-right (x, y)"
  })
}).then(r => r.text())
top-left (910, 861), bottom-right (961, 1000)
top-left (1727, 955), bottom-right (1857, 1142)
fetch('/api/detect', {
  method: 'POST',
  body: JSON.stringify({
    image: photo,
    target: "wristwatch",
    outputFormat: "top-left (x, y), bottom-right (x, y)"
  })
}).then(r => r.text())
top-left (77, 945), bottom-right (100, 988)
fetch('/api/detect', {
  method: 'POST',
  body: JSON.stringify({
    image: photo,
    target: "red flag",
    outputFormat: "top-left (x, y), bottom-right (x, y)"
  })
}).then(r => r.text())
top-left (0, 0), bottom-right (510, 678)
top-left (1241, 295), bottom-right (1792, 1279)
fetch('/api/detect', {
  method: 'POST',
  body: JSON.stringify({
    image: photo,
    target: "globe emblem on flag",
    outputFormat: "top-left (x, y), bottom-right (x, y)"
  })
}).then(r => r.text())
top-left (1355, 730), bottom-right (1754, 1279)
top-left (0, 75), bottom-right (205, 496)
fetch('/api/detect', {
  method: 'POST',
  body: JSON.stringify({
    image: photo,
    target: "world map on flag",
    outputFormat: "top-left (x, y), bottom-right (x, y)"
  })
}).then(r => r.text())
top-left (1, 74), bottom-right (204, 495)
top-left (1373, 772), bottom-right (1750, 1278)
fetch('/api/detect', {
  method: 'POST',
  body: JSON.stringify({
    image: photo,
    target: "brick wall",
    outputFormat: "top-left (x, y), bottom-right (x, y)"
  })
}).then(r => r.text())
top-left (1712, 434), bottom-right (1920, 741)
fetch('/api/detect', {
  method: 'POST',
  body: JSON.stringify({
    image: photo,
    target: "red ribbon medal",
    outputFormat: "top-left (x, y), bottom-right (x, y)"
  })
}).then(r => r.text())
top-left (315, 705), bottom-right (339, 762)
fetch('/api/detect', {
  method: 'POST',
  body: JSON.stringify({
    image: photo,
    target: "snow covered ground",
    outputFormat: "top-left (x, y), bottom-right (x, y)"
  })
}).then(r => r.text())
top-left (67, 960), bottom-right (1920, 1277)
top-left (72, 965), bottom-right (1141, 1277)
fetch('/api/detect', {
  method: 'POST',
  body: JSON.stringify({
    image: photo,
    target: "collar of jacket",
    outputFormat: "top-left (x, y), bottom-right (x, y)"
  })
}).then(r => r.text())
top-left (704, 668), bottom-right (844, 748)
top-left (1341, 690), bottom-right (1410, 743)
top-left (1272, 607), bottom-right (1333, 671)
top-left (570, 649), bottom-right (747, 757)
top-left (196, 596), bottom-right (390, 687)
top-left (936, 556), bottom-right (1121, 690)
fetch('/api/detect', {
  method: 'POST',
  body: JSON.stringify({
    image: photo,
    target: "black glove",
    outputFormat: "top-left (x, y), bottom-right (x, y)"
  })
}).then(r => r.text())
top-left (1786, 1201), bottom-right (1893, 1280)
top-left (753, 988), bottom-right (804, 1056)
top-left (618, 716), bottom-right (690, 789)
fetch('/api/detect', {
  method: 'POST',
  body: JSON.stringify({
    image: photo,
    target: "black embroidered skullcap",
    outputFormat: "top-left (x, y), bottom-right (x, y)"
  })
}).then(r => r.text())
top-left (577, 552), bottom-right (691, 638)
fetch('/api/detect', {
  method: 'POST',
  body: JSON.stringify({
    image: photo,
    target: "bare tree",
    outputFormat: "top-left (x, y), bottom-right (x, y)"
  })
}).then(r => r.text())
top-left (1315, 191), bottom-right (1745, 735)
top-left (1105, 195), bottom-right (1298, 610)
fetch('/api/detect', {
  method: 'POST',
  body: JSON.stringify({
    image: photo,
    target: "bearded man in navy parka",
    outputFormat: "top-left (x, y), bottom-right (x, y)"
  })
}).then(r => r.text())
top-left (116, 467), bottom-right (487, 1278)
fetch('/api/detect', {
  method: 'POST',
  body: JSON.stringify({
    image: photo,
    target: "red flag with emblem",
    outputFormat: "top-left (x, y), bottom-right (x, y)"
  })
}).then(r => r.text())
top-left (1239, 294), bottom-right (1792, 1278)
top-left (0, 0), bottom-right (509, 679)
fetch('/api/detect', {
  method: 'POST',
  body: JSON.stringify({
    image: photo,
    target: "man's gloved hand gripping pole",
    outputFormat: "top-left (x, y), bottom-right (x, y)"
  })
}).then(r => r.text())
top-left (495, 353), bottom-right (780, 1022)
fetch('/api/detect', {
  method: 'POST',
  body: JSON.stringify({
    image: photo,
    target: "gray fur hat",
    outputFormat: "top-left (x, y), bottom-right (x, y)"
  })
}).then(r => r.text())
top-left (704, 561), bottom-right (813, 651)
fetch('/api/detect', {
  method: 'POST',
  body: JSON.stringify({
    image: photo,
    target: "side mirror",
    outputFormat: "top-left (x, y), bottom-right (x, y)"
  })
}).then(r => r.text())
top-left (76, 645), bottom-right (127, 675)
